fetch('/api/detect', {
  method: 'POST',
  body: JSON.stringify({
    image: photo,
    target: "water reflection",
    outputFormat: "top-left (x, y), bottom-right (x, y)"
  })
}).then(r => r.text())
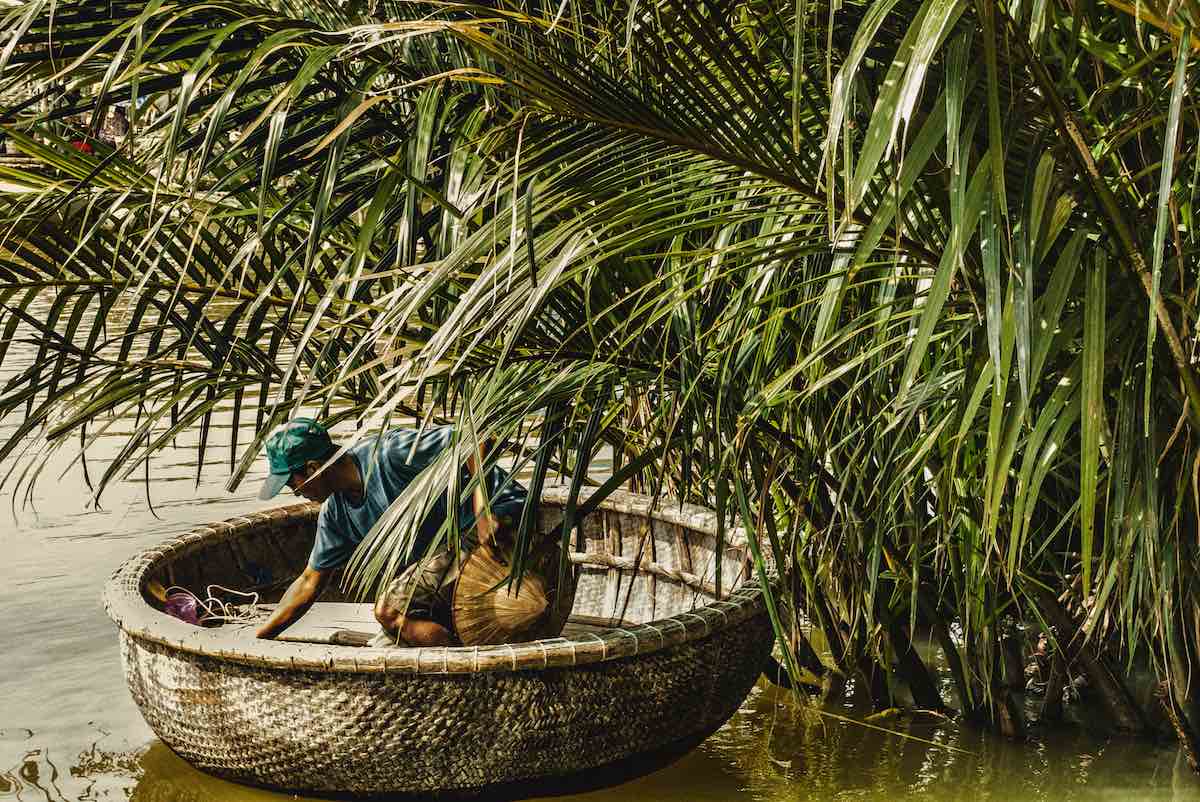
top-left (4, 685), bottom-right (1198, 802)
top-left (0, 735), bottom-right (137, 802)
top-left (130, 745), bottom-right (321, 802)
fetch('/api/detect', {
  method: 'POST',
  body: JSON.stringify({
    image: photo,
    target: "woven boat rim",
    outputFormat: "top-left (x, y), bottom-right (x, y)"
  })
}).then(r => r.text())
top-left (103, 486), bottom-right (767, 674)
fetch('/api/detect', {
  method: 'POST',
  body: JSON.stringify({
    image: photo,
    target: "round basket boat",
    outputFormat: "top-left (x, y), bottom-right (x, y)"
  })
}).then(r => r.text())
top-left (103, 487), bottom-right (773, 798)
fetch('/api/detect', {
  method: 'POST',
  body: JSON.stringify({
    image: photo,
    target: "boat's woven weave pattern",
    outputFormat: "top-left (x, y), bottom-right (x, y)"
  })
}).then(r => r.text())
top-left (121, 611), bottom-right (770, 794)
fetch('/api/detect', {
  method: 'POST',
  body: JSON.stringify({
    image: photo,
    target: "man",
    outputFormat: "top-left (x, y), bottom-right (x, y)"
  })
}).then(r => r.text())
top-left (253, 418), bottom-right (525, 645)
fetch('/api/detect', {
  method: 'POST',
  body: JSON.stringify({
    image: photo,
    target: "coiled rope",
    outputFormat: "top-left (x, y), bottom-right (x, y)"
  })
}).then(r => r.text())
top-left (165, 584), bottom-right (260, 625)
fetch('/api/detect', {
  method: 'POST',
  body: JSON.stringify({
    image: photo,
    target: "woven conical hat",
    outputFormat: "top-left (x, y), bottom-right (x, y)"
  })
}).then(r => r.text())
top-left (453, 540), bottom-right (576, 646)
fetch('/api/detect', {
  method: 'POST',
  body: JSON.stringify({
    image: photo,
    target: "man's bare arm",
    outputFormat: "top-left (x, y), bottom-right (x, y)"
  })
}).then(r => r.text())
top-left (466, 438), bottom-right (498, 546)
top-left (255, 567), bottom-right (328, 639)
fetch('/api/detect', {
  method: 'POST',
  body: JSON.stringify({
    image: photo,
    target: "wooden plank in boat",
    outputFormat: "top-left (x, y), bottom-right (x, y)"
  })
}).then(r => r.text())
top-left (264, 602), bottom-right (378, 646)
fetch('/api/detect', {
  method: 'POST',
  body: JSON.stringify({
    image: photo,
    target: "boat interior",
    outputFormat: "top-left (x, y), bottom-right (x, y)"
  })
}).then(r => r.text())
top-left (145, 501), bottom-right (752, 646)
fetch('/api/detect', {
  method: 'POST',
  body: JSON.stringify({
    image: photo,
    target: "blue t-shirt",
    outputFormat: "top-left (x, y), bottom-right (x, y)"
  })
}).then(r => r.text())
top-left (308, 426), bottom-right (528, 571)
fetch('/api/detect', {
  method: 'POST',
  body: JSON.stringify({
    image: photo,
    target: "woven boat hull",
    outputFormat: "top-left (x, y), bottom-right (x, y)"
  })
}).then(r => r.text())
top-left (120, 617), bottom-right (769, 795)
top-left (106, 488), bottom-right (772, 797)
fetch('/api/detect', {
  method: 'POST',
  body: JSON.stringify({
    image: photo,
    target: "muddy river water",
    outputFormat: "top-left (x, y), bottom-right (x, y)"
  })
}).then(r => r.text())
top-left (1, 327), bottom-right (1199, 802)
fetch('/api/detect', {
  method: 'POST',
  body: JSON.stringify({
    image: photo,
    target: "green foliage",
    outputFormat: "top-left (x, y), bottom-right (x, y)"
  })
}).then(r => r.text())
top-left (1, 0), bottom-right (1199, 730)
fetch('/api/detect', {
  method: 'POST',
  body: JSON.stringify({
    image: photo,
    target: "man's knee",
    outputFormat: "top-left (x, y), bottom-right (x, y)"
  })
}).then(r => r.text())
top-left (374, 596), bottom-right (403, 632)
top-left (401, 617), bottom-right (453, 646)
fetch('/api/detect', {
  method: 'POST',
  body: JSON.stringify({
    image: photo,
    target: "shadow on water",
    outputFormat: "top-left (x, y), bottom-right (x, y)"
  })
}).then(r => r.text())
top-left (7, 684), bottom-right (1200, 802)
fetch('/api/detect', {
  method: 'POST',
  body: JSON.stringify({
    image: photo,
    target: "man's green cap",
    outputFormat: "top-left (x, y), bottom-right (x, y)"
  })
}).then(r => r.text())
top-left (259, 418), bottom-right (336, 500)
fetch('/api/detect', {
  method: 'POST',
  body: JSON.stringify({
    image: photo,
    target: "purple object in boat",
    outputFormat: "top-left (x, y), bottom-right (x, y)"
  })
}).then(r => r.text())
top-left (165, 591), bottom-right (201, 625)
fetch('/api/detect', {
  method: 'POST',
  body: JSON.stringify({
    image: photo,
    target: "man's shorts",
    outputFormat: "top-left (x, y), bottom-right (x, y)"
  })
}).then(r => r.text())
top-left (372, 550), bottom-right (461, 645)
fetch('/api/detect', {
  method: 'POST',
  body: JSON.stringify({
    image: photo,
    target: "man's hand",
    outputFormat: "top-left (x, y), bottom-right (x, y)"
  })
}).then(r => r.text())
top-left (256, 567), bottom-right (328, 639)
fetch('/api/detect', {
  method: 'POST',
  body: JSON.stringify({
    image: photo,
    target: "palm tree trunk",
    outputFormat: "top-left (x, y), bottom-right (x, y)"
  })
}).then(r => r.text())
top-left (1162, 681), bottom-right (1200, 773)
top-left (1031, 588), bottom-right (1148, 733)
top-left (1001, 633), bottom-right (1025, 690)
top-left (994, 686), bottom-right (1026, 738)
top-left (883, 611), bottom-right (947, 711)
top-left (1039, 654), bottom-right (1066, 723)
top-left (786, 570), bottom-right (830, 677)
top-left (1164, 620), bottom-right (1200, 772)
